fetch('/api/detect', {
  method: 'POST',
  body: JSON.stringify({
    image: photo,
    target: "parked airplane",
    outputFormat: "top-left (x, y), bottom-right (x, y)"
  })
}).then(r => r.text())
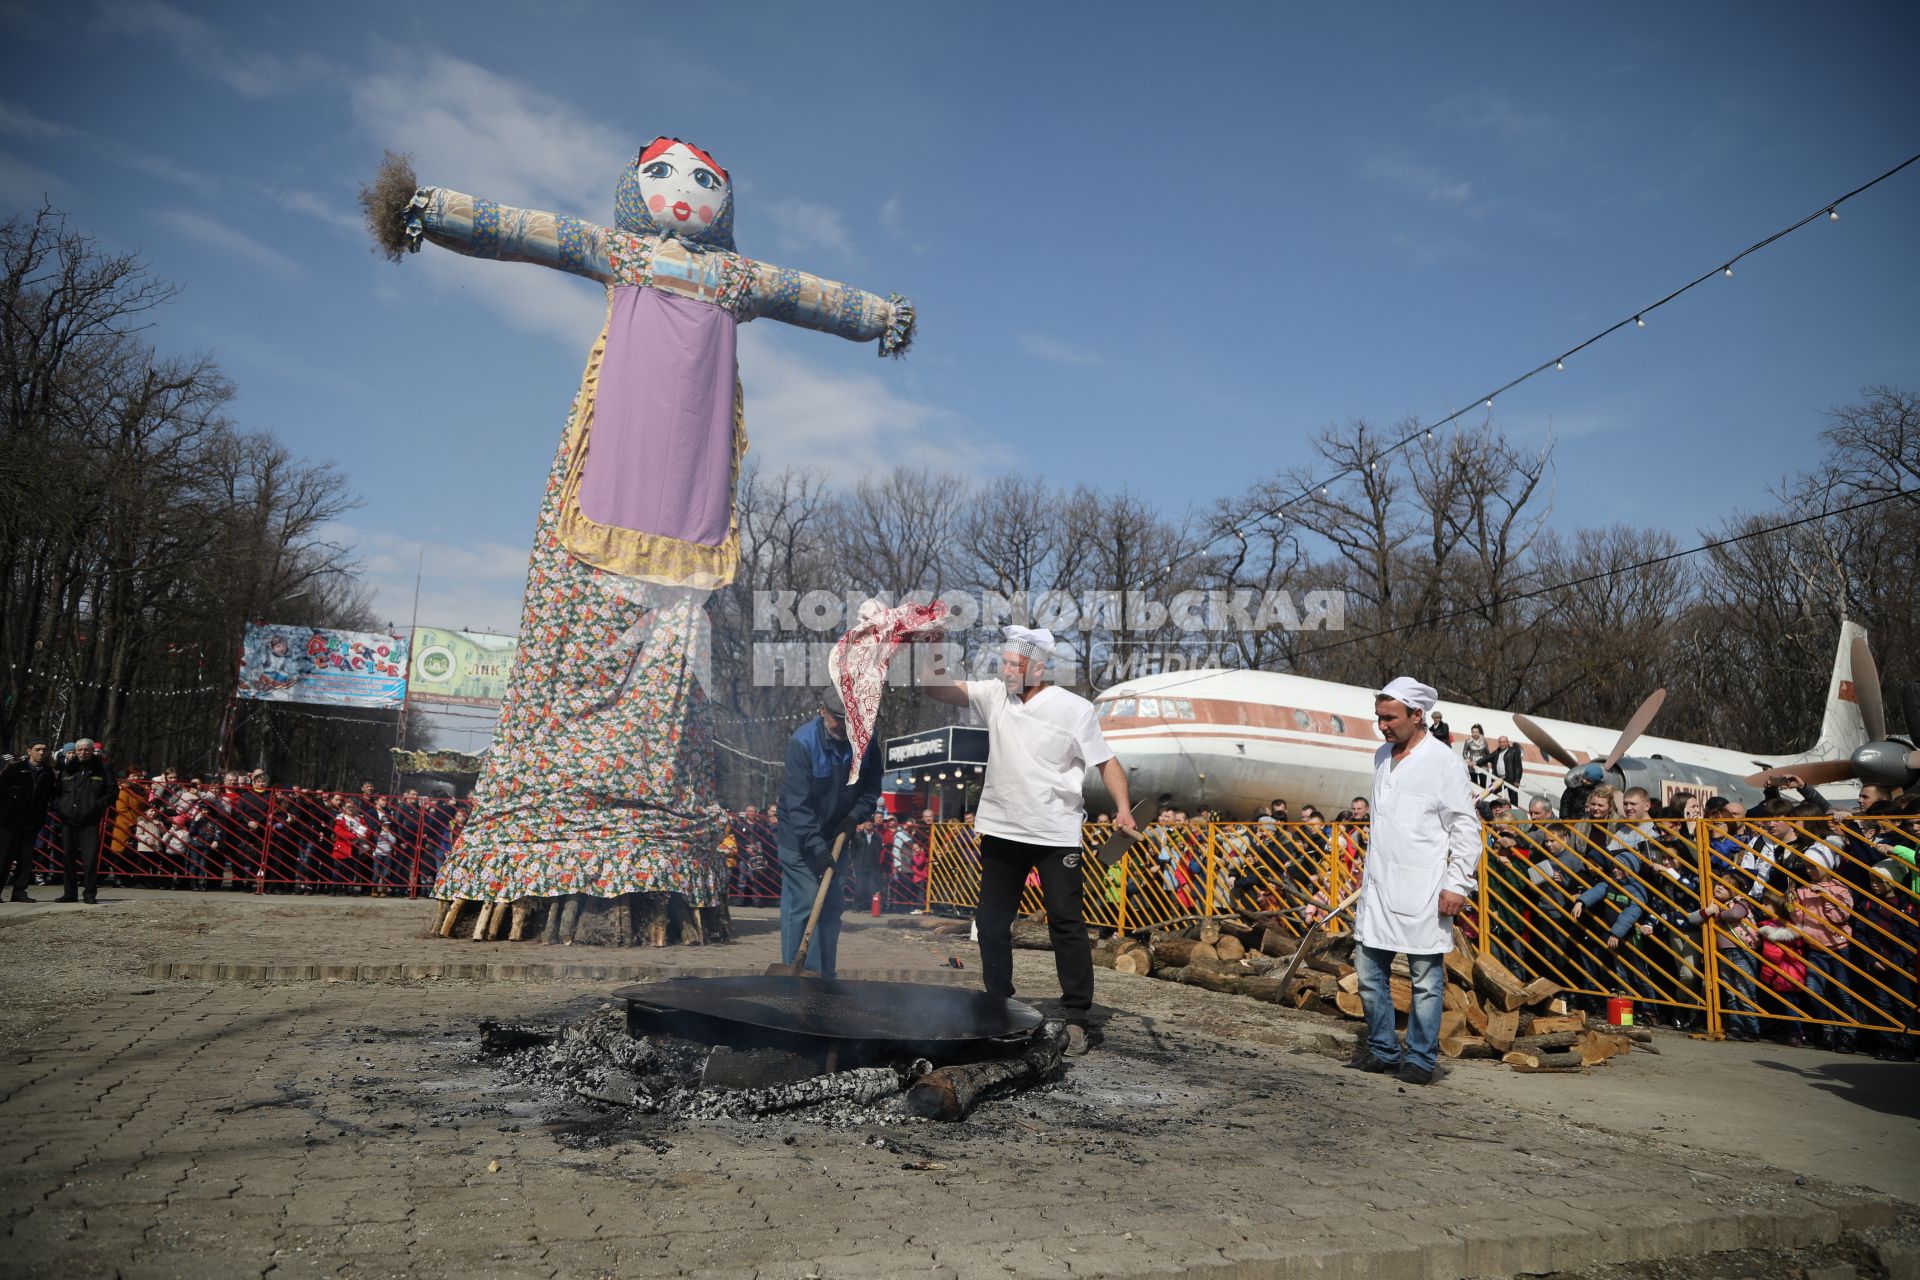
top-left (1083, 621), bottom-right (1900, 818)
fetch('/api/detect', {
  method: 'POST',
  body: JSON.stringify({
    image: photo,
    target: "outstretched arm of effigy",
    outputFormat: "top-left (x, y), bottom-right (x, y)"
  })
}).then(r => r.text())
top-left (406, 187), bottom-right (613, 283)
top-left (743, 260), bottom-right (915, 356)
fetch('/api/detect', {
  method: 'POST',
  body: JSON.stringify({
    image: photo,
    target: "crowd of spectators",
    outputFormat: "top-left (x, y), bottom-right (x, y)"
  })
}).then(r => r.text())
top-left (721, 803), bottom-right (931, 912)
top-left (1093, 777), bottom-right (1918, 1060)
top-left (0, 739), bottom-right (465, 899)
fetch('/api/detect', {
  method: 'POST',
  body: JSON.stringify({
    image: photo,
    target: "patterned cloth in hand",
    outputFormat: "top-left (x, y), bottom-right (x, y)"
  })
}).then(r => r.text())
top-left (828, 599), bottom-right (950, 780)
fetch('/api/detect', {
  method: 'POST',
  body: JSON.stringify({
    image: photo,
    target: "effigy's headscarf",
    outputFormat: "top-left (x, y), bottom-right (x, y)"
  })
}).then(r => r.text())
top-left (613, 135), bottom-right (737, 252)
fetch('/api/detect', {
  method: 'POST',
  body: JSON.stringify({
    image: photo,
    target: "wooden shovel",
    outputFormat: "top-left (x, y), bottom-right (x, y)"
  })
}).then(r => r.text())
top-left (766, 831), bottom-right (849, 977)
top-left (1275, 887), bottom-right (1363, 989)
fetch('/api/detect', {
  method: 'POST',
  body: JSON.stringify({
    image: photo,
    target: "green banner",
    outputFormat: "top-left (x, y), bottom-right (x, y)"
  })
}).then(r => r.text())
top-left (407, 627), bottom-right (518, 708)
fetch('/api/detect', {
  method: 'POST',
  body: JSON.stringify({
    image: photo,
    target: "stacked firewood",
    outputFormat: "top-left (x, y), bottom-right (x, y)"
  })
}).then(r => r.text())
top-left (1086, 918), bottom-right (1648, 1074)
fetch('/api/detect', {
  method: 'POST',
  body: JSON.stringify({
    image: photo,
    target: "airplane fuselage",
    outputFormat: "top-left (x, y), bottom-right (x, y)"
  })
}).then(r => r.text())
top-left (1081, 667), bottom-right (1841, 817)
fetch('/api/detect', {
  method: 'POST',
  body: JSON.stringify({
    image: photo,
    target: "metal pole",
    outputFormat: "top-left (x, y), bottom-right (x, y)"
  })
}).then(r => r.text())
top-left (1695, 817), bottom-right (1724, 1040)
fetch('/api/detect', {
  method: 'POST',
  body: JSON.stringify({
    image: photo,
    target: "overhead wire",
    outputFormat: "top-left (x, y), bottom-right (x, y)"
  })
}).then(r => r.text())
top-left (1093, 484), bottom-right (1917, 704)
top-left (1134, 149), bottom-right (1920, 586)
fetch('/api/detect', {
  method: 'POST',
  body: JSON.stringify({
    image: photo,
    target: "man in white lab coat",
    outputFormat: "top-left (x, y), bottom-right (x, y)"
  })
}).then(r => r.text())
top-left (1347, 676), bottom-right (1480, 1085)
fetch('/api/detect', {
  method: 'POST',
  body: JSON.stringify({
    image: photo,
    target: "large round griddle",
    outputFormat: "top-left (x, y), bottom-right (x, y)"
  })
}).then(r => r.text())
top-left (613, 976), bottom-right (1043, 1059)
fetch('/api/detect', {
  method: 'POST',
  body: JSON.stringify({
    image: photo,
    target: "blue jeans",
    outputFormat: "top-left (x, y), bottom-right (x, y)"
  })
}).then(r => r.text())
top-left (1864, 970), bottom-right (1915, 1049)
top-left (1355, 944), bottom-right (1447, 1072)
top-left (778, 849), bottom-right (841, 977)
top-left (1800, 946), bottom-right (1857, 1046)
top-left (1716, 947), bottom-right (1762, 1038)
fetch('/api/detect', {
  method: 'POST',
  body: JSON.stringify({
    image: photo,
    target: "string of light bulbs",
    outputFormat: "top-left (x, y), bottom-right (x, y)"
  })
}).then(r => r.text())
top-left (1146, 149), bottom-right (1920, 581)
top-left (1093, 482), bottom-right (1917, 711)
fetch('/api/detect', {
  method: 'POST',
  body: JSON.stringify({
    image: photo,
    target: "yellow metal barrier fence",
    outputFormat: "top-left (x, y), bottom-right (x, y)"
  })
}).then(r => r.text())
top-left (925, 814), bottom-right (1920, 1048)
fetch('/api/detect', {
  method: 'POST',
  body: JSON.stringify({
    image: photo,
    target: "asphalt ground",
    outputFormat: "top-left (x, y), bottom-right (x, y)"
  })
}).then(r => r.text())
top-left (0, 888), bottom-right (1911, 1279)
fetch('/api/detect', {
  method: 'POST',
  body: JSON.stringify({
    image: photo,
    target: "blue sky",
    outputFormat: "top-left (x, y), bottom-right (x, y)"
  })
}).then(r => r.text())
top-left (3, 1), bottom-right (1916, 639)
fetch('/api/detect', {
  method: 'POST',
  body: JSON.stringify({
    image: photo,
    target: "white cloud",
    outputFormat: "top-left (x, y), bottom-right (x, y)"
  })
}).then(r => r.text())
top-left (762, 197), bottom-right (855, 259)
top-left (95, 0), bottom-right (329, 97)
top-left (349, 50), bottom-right (624, 226)
top-left (0, 101), bottom-right (82, 140)
top-left (1433, 90), bottom-right (1566, 150)
top-left (879, 195), bottom-right (905, 238)
top-left (411, 247), bottom-right (606, 348)
top-left (337, 523), bottom-right (531, 637)
top-left (1017, 333), bottom-right (1104, 367)
top-left (154, 209), bottom-right (302, 277)
top-left (272, 189), bottom-right (361, 234)
top-left (1363, 154), bottom-right (1472, 204)
top-left (738, 326), bottom-right (1008, 481)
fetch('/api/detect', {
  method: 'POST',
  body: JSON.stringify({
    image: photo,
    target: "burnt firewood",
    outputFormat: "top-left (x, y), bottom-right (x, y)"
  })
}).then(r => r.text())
top-left (902, 1020), bottom-right (1070, 1122)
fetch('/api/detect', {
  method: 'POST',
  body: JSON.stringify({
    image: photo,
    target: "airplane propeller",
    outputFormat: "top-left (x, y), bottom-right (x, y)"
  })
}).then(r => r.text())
top-left (1741, 636), bottom-right (1920, 790)
top-left (1606, 688), bottom-right (1667, 772)
top-left (1512, 713), bottom-right (1577, 771)
top-left (1515, 688), bottom-right (1667, 784)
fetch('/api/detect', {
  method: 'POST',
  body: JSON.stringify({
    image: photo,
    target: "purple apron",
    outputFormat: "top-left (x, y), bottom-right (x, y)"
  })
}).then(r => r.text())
top-left (577, 286), bottom-right (737, 549)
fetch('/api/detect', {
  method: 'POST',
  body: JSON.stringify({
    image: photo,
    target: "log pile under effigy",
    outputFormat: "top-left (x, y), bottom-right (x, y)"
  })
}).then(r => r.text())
top-left (429, 893), bottom-right (732, 947)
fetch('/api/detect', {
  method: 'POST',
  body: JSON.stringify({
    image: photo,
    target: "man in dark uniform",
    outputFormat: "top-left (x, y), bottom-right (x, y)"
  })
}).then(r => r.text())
top-left (0, 742), bottom-right (57, 901)
top-left (52, 739), bottom-right (117, 904)
top-left (775, 685), bottom-right (879, 976)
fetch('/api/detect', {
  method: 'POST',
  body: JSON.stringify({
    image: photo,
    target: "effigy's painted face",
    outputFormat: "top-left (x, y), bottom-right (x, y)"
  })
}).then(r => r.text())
top-left (636, 143), bottom-right (728, 239)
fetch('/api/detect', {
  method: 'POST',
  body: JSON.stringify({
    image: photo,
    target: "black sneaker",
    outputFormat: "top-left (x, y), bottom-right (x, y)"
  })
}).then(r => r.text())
top-left (1345, 1052), bottom-right (1399, 1073)
top-left (81, 895), bottom-right (97, 905)
top-left (1397, 1063), bottom-right (1436, 1086)
top-left (54, 894), bottom-right (79, 903)
top-left (9, 893), bottom-right (32, 903)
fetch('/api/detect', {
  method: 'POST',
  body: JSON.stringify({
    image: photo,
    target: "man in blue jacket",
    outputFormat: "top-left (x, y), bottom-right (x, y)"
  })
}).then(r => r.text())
top-left (775, 685), bottom-right (879, 977)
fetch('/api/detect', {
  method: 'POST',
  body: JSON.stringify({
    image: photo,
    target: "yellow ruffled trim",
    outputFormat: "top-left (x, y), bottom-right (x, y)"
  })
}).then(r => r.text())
top-left (555, 304), bottom-right (748, 589)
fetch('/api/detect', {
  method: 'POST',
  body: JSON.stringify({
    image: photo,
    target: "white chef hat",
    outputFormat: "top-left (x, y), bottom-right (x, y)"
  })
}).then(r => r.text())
top-left (1375, 676), bottom-right (1437, 715)
top-left (1000, 625), bottom-right (1056, 664)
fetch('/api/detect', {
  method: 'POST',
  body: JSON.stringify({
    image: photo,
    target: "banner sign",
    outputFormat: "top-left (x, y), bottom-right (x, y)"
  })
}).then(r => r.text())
top-left (236, 624), bottom-right (409, 709)
top-left (407, 627), bottom-right (519, 708)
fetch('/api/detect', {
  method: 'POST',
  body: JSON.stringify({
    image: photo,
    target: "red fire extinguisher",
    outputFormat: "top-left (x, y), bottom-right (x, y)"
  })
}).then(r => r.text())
top-left (871, 891), bottom-right (883, 917)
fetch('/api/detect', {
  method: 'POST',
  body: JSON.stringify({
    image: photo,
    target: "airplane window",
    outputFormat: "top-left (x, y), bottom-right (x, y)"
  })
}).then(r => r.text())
top-left (1111, 699), bottom-right (1135, 719)
top-left (1330, 715), bottom-right (1347, 735)
top-left (1168, 699), bottom-right (1193, 720)
top-left (1138, 698), bottom-right (1160, 718)
top-left (1292, 709), bottom-right (1311, 730)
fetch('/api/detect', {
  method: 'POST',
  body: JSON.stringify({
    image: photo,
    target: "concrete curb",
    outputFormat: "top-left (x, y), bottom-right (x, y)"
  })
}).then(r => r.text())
top-left (142, 960), bottom-right (980, 984)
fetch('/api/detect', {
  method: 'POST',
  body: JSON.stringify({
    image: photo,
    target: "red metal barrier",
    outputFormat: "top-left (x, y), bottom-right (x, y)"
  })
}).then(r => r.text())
top-left (36, 784), bottom-right (934, 911)
top-left (30, 782), bottom-right (467, 896)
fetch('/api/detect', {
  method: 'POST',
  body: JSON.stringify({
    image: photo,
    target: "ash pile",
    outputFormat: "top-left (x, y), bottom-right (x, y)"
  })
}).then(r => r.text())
top-left (480, 1005), bottom-right (1069, 1129)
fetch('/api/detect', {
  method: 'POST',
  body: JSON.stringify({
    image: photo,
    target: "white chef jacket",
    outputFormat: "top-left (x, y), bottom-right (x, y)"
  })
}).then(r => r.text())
top-left (965, 680), bottom-right (1112, 847)
top-left (1353, 730), bottom-right (1481, 955)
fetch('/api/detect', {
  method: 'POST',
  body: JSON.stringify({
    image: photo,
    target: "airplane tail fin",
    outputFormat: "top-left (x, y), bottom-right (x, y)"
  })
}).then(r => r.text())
top-left (1810, 619), bottom-right (1870, 757)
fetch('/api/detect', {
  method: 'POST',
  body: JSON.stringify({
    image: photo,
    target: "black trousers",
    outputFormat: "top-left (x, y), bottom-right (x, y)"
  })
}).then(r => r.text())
top-left (0, 826), bottom-right (36, 895)
top-left (976, 832), bottom-right (1094, 1021)
top-left (60, 823), bottom-right (102, 899)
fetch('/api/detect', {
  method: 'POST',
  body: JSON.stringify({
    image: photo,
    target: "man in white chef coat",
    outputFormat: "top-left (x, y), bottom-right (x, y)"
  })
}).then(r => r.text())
top-left (1348, 676), bottom-right (1480, 1085)
top-left (920, 625), bottom-right (1136, 1056)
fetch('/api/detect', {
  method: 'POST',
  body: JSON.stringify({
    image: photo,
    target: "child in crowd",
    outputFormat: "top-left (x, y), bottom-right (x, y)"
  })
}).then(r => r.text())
top-left (1755, 890), bottom-right (1808, 1045)
top-left (1688, 881), bottom-right (1762, 1040)
top-left (1789, 859), bottom-right (1857, 1052)
top-left (369, 796), bottom-right (397, 896)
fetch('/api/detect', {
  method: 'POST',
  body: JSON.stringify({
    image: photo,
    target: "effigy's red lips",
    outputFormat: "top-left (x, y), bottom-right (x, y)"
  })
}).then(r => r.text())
top-left (672, 201), bottom-right (692, 221)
